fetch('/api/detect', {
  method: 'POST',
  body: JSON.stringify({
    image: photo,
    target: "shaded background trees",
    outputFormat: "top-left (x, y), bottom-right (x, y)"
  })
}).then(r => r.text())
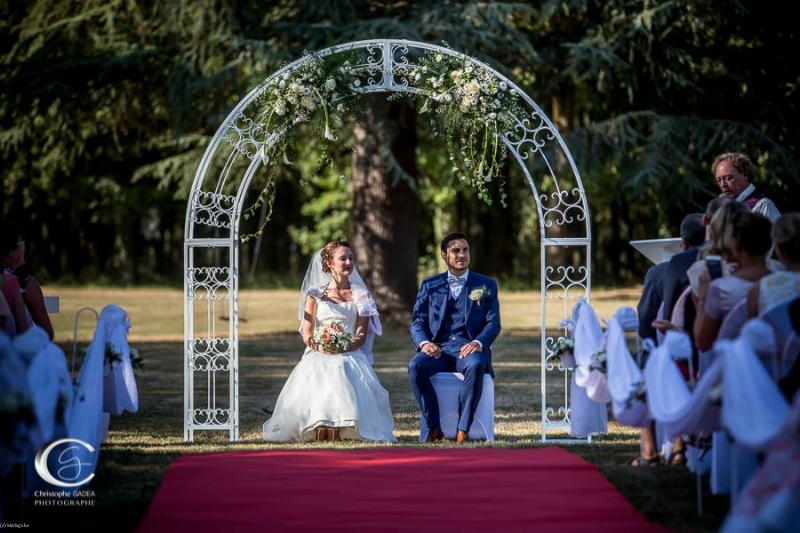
top-left (2, 0), bottom-right (797, 321)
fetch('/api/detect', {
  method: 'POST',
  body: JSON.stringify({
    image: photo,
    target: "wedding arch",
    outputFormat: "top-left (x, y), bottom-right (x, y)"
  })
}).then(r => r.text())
top-left (183, 39), bottom-right (592, 443)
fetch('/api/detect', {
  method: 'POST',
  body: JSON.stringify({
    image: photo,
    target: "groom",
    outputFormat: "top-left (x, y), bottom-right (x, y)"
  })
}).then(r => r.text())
top-left (408, 232), bottom-right (501, 442)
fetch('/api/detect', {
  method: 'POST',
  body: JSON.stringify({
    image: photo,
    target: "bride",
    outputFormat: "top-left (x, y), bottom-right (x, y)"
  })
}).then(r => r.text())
top-left (262, 241), bottom-right (396, 442)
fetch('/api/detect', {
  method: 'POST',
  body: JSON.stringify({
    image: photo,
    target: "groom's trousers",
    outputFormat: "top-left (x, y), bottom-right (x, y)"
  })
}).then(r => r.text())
top-left (408, 340), bottom-right (488, 433)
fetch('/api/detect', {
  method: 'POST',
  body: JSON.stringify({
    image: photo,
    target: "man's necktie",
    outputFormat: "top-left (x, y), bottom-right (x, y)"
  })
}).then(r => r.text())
top-left (448, 276), bottom-right (466, 286)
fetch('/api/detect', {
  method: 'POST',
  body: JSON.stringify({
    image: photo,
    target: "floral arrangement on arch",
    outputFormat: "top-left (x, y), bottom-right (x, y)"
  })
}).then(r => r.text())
top-left (244, 51), bottom-right (361, 241)
top-left (412, 48), bottom-right (525, 207)
top-left (253, 52), bottom-right (359, 163)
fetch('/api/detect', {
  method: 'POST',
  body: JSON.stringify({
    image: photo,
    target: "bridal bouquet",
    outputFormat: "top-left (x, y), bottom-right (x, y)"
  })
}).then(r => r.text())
top-left (313, 320), bottom-right (353, 352)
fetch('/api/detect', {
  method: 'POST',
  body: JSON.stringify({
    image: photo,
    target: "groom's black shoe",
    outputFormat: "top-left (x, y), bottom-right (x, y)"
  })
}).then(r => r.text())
top-left (426, 428), bottom-right (445, 442)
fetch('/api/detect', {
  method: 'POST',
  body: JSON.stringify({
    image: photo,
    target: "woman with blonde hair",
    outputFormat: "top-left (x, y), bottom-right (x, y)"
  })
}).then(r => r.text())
top-left (694, 206), bottom-right (773, 351)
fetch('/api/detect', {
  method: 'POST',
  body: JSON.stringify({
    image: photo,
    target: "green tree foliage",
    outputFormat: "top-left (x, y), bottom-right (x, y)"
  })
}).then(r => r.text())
top-left (1, 0), bottom-right (797, 291)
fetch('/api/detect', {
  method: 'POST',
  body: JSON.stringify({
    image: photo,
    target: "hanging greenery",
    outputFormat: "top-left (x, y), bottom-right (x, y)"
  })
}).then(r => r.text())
top-left (253, 51), bottom-right (361, 165)
top-left (244, 46), bottom-right (524, 240)
top-left (412, 48), bottom-right (524, 207)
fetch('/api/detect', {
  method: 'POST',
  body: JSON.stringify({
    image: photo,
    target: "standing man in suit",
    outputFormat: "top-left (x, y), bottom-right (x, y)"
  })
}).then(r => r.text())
top-left (638, 213), bottom-right (706, 341)
top-left (409, 232), bottom-right (501, 443)
top-left (632, 213), bottom-right (705, 466)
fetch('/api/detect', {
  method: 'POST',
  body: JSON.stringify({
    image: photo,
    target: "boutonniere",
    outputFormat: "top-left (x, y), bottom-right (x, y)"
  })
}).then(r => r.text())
top-left (468, 285), bottom-right (490, 306)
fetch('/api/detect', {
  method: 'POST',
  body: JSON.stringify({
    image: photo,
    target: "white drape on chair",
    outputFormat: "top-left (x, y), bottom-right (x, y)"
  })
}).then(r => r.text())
top-left (13, 326), bottom-right (72, 445)
top-left (0, 333), bottom-right (41, 475)
top-left (568, 299), bottom-right (608, 437)
top-left (720, 391), bottom-right (800, 533)
top-left (644, 330), bottom-right (723, 438)
top-left (100, 305), bottom-right (138, 416)
top-left (605, 317), bottom-right (648, 427)
top-left (68, 304), bottom-right (133, 487)
top-left (573, 299), bottom-right (610, 403)
top-left (720, 319), bottom-right (789, 451)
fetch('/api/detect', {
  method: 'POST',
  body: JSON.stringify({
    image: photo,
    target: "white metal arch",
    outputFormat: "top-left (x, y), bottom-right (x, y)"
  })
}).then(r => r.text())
top-left (183, 39), bottom-right (592, 443)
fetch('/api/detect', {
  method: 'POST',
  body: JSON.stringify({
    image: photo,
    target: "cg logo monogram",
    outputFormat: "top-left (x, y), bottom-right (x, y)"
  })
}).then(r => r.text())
top-left (34, 438), bottom-right (96, 488)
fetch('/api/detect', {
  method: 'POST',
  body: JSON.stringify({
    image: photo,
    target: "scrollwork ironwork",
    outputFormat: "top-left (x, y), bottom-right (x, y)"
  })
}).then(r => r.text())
top-left (184, 39), bottom-right (592, 443)
top-left (188, 267), bottom-right (231, 300)
top-left (189, 337), bottom-right (231, 371)
top-left (191, 190), bottom-right (236, 229)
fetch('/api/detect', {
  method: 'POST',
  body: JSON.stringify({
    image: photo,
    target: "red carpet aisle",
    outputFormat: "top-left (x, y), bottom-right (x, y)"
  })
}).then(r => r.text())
top-left (137, 447), bottom-right (670, 532)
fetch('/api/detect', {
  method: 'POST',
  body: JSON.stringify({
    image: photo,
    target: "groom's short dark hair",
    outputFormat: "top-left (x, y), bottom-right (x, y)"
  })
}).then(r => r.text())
top-left (440, 232), bottom-right (468, 252)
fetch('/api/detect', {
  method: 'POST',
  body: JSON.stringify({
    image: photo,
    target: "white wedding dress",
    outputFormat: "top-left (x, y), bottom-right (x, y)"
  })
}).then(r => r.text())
top-left (262, 296), bottom-right (396, 442)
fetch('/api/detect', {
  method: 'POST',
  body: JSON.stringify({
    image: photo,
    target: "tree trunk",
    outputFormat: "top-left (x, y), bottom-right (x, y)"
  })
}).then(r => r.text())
top-left (350, 97), bottom-right (419, 327)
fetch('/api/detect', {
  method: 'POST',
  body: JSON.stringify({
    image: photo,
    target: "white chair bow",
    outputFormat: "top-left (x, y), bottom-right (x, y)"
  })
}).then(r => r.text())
top-left (573, 299), bottom-right (611, 403)
top-left (605, 317), bottom-right (648, 427)
top-left (101, 305), bottom-right (138, 416)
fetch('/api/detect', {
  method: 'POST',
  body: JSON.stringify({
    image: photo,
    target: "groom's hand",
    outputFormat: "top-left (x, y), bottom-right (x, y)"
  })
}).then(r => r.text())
top-left (421, 342), bottom-right (441, 358)
top-left (458, 341), bottom-right (481, 359)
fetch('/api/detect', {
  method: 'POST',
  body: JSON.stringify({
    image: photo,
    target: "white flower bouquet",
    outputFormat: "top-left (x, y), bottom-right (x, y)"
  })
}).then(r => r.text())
top-left (413, 48), bottom-right (525, 207)
top-left (313, 320), bottom-right (353, 352)
top-left (551, 336), bottom-right (575, 369)
top-left (104, 343), bottom-right (146, 373)
top-left (589, 349), bottom-right (607, 373)
top-left (625, 379), bottom-right (647, 409)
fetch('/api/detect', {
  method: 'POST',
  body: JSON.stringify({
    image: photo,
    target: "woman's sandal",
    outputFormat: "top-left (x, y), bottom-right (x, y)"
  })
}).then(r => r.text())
top-left (326, 427), bottom-right (341, 442)
top-left (628, 455), bottom-right (661, 467)
top-left (315, 427), bottom-right (329, 441)
top-left (669, 449), bottom-right (688, 466)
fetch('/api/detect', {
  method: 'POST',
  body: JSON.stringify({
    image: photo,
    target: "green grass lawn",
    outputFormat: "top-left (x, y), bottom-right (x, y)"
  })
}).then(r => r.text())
top-left (22, 286), bottom-right (729, 531)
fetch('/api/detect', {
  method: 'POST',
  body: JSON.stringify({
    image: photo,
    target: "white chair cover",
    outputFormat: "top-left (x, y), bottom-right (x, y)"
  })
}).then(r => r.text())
top-left (605, 317), bottom-right (648, 427)
top-left (572, 299), bottom-right (611, 403)
top-left (719, 391), bottom-right (800, 533)
top-left (644, 330), bottom-right (723, 439)
top-left (761, 298), bottom-right (796, 377)
top-left (13, 325), bottom-right (72, 444)
top-left (721, 319), bottom-right (789, 451)
top-left (101, 306), bottom-right (138, 416)
top-left (68, 305), bottom-right (131, 487)
top-left (0, 333), bottom-right (41, 474)
top-left (569, 372), bottom-right (608, 438)
top-left (418, 373), bottom-right (494, 441)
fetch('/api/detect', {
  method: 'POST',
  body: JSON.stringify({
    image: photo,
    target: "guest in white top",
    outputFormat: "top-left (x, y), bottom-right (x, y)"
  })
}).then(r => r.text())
top-left (747, 213), bottom-right (800, 318)
top-left (694, 205), bottom-right (773, 351)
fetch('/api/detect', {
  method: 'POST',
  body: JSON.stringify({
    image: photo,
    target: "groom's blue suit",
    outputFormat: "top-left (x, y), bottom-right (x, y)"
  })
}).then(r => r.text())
top-left (408, 270), bottom-right (501, 435)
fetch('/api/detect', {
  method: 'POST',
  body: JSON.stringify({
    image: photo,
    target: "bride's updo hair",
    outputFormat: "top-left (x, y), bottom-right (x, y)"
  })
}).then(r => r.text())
top-left (320, 240), bottom-right (352, 273)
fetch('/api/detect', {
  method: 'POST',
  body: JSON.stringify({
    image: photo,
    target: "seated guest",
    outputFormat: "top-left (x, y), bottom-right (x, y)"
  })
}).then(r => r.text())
top-left (694, 205), bottom-right (773, 351)
top-left (632, 213), bottom-right (704, 467)
top-left (746, 213), bottom-right (800, 319)
top-left (1, 221), bottom-right (53, 339)
top-left (0, 275), bottom-right (13, 334)
top-left (778, 297), bottom-right (800, 400)
top-left (1, 267), bottom-right (29, 336)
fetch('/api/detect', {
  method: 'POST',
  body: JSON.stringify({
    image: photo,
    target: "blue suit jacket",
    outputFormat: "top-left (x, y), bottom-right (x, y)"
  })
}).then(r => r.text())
top-left (409, 271), bottom-right (501, 377)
